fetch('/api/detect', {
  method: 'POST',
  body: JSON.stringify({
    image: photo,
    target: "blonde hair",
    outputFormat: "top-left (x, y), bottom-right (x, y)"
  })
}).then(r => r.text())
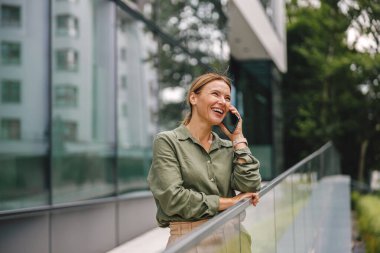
top-left (182, 73), bottom-right (232, 125)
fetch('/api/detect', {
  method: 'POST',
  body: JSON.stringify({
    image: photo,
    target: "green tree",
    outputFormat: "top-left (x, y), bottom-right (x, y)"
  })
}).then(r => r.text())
top-left (148, 0), bottom-right (229, 129)
top-left (284, 0), bottom-right (380, 182)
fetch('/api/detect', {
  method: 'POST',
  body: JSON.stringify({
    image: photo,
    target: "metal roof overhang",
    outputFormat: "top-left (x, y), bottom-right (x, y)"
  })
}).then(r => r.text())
top-left (228, 0), bottom-right (287, 73)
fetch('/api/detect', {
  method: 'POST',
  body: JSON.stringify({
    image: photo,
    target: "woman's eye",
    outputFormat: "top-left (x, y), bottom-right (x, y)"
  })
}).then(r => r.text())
top-left (212, 92), bottom-right (218, 96)
top-left (226, 98), bottom-right (231, 102)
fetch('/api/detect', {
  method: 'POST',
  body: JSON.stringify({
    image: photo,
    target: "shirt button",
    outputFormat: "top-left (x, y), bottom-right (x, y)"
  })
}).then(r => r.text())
top-left (207, 160), bottom-right (211, 164)
top-left (210, 178), bottom-right (214, 182)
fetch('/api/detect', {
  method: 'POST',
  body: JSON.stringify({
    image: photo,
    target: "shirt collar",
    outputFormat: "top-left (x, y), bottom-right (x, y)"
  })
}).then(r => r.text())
top-left (174, 124), bottom-right (232, 148)
top-left (174, 124), bottom-right (193, 141)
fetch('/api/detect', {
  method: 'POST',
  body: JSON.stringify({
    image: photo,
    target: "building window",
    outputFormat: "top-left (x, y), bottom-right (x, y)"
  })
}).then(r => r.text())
top-left (121, 75), bottom-right (127, 89)
top-left (1, 4), bottom-right (21, 27)
top-left (63, 121), bottom-right (77, 141)
top-left (56, 48), bottom-right (78, 71)
top-left (56, 14), bottom-right (79, 37)
top-left (1, 118), bottom-right (20, 140)
top-left (1, 79), bottom-right (21, 103)
top-left (54, 85), bottom-right (77, 107)
top-left (1, 41), bottom-right (21, 65)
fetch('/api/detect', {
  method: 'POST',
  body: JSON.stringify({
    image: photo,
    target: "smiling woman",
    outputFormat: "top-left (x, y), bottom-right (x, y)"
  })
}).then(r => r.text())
top-left (147, 72), bottom-right (262, 252)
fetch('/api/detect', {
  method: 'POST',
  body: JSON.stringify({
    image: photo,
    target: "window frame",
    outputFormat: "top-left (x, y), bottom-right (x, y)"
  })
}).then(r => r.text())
top-left (1, 79), bottom-right (21, 103)
top-left (0, 4), bottom-right (21, 28)
top-left (1, 41), bottom-right (22, 65)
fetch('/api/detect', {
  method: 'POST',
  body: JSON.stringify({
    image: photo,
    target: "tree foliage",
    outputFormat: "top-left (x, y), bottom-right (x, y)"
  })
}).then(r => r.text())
top-left (284, 0), bottom-right (380, 182)
top-left (148, 0), bottom-right (229, 129)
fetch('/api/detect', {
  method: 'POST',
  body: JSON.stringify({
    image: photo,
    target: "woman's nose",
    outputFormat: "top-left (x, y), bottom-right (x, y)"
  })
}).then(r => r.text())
top-left (218, 97), bottom-right (227, 104)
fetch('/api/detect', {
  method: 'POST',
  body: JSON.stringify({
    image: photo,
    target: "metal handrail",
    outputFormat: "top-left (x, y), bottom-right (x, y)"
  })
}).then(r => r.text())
top-left (163, 141), bottom-right (333, 253)
top-left (0, 191), bottom-right (152, 220)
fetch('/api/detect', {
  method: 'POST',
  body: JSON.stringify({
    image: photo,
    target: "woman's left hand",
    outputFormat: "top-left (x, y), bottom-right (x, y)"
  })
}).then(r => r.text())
top-left (250, 192), bottom-right (260, 206)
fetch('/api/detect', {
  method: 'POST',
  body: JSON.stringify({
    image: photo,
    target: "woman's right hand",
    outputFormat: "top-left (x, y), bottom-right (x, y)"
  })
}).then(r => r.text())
top-left (219, 192), bottom-right (260, 211)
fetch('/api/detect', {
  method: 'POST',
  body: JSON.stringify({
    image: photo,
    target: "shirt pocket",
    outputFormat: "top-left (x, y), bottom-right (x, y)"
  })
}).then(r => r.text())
top-left (179, 156), bottom-right (209, 188)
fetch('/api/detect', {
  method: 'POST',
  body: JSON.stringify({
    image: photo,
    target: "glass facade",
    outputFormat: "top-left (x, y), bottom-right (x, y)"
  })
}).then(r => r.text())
top-left (232, 59), bottom-right (283, 180)
top-left (0, 0), bottom-right (229, 211)
top-left (0, 0), bottom-right (49, 211)
top-left (0, 0), bottom-right (284, 213)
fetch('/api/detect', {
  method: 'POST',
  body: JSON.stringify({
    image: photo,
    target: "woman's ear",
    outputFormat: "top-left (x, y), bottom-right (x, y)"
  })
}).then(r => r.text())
top-left (189, 92), bottom-right (197, 105)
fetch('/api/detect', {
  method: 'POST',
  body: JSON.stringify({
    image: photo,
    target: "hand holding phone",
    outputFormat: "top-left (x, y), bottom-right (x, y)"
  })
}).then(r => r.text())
top-left (222, 111), bottom-right (240, 134)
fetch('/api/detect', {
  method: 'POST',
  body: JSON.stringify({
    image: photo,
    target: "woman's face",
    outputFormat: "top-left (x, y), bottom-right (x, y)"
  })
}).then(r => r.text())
top-left (190, 80), bottom-right (231, 126)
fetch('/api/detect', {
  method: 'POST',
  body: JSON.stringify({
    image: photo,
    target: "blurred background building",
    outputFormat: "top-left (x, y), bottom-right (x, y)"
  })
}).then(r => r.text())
top-left (0, 0), bottom-right (286, 252)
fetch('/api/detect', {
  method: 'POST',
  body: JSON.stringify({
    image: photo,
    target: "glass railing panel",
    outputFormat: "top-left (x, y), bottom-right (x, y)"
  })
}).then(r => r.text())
top-left (208, 215), bottom-right (244, 253)
top-left (164, 214), bottom-right (244, 253)
top-left (291, 164), bottom-right (309, 253)
top-left (242, 190), bottom-right (276, 253)
top-left (274, 176), bottom-right (295, 253)
top-left (308, 156), bottom-right (321, 246)
top-left (302, 161), bottom-right (314, 252)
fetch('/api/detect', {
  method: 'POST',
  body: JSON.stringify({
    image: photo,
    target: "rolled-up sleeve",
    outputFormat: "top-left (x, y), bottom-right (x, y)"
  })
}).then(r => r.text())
top-left (231, 147), bottom-right (261, 192)
top-left (147, 134), bottom-right (219, 221)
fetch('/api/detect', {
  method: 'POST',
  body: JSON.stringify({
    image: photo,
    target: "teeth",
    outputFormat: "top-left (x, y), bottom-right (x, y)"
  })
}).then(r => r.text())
top-left (212, 108), bottom-right (223, 114)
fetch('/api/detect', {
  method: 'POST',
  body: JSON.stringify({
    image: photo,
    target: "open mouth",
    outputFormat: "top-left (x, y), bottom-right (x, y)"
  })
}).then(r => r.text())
top-left (211, 108), bottom-right (224, 115)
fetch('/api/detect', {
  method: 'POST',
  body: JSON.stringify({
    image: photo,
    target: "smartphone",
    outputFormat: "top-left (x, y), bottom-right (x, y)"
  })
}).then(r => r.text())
top-left (222, 111), bottom-right (240, 134)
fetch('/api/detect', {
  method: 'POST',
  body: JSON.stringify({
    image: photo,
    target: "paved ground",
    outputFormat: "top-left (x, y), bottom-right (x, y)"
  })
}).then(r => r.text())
top-left (107, 227), bottom-right (169, 253)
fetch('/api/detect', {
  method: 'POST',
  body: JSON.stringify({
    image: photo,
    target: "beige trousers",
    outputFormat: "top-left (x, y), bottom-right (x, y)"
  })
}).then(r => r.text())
top-left (166, 218), bottom-right (251, 253)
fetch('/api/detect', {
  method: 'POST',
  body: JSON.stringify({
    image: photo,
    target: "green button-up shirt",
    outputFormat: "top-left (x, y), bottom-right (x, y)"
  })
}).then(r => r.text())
top-left (147, 124), bottom-right (261, 227)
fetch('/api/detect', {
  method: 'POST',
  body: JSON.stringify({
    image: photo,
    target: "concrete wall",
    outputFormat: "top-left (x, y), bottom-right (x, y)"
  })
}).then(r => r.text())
top-left (0, 193), bottom-right (157, 253)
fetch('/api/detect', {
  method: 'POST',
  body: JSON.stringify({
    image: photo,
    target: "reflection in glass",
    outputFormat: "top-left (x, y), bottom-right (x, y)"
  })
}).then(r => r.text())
top-left (1, 79), bottom-right (21, 103)
top-left (56, 14), bottom-right (79, 37)
top-left (51, 0), bottom-right (115, 203)
top-left (1, 4), bottom-right (21, 27)
top-left (0, 0), bottom-right (49, 211)
top-left (56, 0), bottom-right (78, 2)
top-left (1, 41), bottom-right (21, 65)
top-left (1, 118), bottom-right (20, 140)
top-left (55, 48), bottom-right (78, 71)
top-left (54, 84), bottom-right (78, 107)
top-left (116, 8), bottom-right (159, 193)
